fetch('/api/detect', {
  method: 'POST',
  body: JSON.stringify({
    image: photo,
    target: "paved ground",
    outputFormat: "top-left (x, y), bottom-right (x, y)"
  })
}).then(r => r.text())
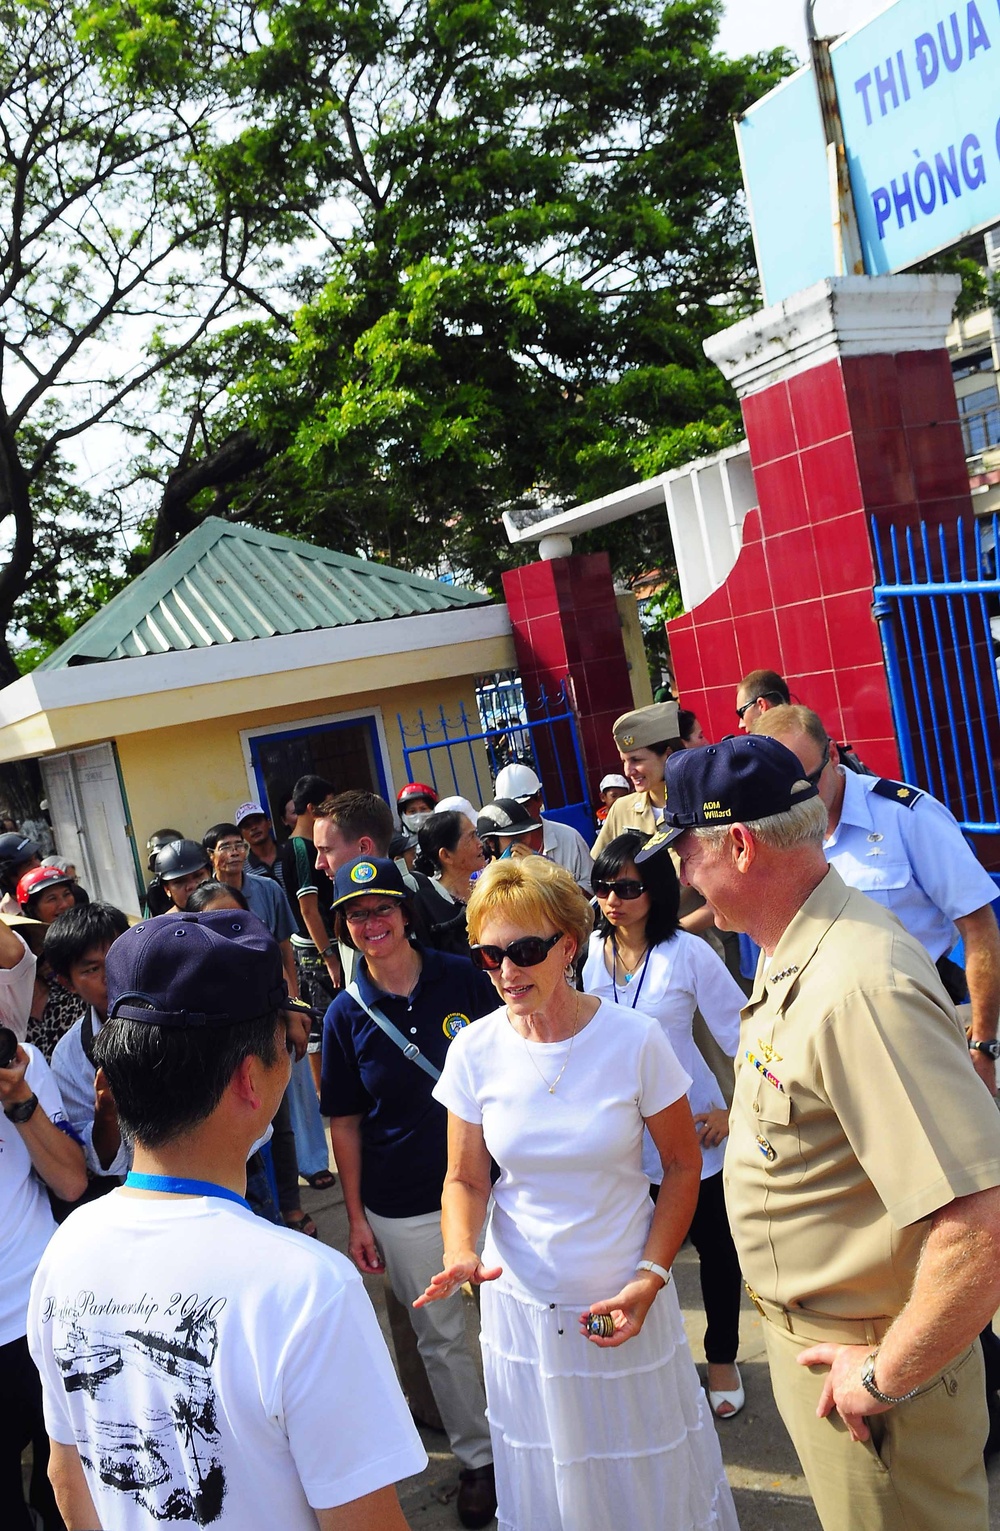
top-left (299, 1173), bottom-right (1000, 1531)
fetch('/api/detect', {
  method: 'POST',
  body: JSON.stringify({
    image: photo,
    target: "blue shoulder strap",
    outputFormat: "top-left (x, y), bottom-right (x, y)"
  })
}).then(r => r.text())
top-left (871, 778), bottom-right (925, 810)
top-left (346, 981), bottom-right (441, 1082)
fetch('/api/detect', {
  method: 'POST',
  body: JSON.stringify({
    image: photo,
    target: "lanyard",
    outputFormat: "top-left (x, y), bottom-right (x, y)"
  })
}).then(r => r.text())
top-left (124, 1172), bottom-right (251, 1210)
top-left (611, 939), bottom-right (652, 1009)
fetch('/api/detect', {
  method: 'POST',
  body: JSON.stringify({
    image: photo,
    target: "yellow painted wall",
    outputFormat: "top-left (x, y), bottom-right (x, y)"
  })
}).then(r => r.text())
top-left (0, 631), bottom-right (516, 764)
top-left (117, 671), bottom-right (496, 853)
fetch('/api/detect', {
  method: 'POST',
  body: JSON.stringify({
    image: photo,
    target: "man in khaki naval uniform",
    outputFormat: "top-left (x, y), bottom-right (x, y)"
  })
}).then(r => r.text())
top-left (644, 734), bottom-right (1000, 1531)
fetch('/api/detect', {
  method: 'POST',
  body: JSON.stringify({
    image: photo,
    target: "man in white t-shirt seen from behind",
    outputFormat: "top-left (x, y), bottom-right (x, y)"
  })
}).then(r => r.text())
top-left (28, 909), bottom-right (426, 1531)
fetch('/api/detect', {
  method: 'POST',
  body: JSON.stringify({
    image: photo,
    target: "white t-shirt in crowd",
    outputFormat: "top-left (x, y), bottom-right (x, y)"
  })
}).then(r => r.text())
top-left (582, 931), bottom-right (743, 1181)
top-left (1, 1044), bottom-right (63, 1344)
top-left (28, 1194), bottom-right (427, 1529)
top-left (0, 930), bottom-right (36, 1041)
top-left (434, 999), bottom-right (690, 1306)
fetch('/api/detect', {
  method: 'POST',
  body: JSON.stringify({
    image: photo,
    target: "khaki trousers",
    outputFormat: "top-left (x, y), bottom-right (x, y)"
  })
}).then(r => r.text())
top-left (763, 1317), bottom-right (989, 1531)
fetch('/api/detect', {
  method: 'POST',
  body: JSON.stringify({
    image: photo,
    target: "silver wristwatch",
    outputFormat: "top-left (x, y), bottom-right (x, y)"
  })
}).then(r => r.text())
top-left (860, 1349), bottom-right (919, 1406)
top-left (969, 1039), bottom-right (1000, 1059)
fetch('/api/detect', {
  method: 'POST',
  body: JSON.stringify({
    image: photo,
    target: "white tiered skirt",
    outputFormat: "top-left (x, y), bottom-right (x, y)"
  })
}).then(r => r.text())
top-left (481, 1279), bottom-right (739, 1531)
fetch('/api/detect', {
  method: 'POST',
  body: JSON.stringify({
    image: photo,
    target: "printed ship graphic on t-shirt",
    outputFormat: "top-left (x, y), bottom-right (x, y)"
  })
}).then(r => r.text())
top-left (54, 1310), bottom-right (225, 1523)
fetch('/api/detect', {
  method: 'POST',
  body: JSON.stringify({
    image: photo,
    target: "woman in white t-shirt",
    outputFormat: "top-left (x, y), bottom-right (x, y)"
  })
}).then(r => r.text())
top-left (415, 856), bottom-right (738, 1531)
top-left (583, 832), bottom-right (746, 1420)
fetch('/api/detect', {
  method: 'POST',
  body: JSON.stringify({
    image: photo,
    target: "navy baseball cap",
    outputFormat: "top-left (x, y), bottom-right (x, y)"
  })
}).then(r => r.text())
top-left (635, 735), bottom-right (817, 864)
top-left (106, 909), bottom-right (289, 1028)
top-left (331, 856), bottom-right (409, 909)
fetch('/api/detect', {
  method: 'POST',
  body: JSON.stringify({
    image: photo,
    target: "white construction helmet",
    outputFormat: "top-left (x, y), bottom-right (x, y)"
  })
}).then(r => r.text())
top-left (494, 764), bottom-right (542, 803)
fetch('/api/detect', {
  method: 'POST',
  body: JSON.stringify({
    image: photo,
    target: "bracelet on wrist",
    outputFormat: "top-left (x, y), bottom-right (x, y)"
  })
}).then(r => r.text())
top-left (636, 1259), bottom-right (671, 1288)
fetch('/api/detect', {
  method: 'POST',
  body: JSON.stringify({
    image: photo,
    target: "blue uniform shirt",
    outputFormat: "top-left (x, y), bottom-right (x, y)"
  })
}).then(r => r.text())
top-left (320, 945), bottom-right (498, 1218)
top-left (824, 769), bottom-right (997, 960)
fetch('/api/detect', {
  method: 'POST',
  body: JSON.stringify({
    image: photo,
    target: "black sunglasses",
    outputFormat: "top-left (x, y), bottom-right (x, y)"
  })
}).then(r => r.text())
top-left (805, 741), bottom-right (831, 786)
top-left (592, 878), bottom-right (646, 900)
top-left (470, 932), bottom-right (563, 972)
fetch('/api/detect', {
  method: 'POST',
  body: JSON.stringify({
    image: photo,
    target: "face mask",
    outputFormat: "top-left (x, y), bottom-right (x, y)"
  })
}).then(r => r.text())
top-left (402, 810), bottom-right (432, 831)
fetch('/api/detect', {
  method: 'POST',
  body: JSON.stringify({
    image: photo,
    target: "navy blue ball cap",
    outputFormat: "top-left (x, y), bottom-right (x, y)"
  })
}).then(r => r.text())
top-left (635, 735), bottom-right (818, 864)
top-left (106, 908), bottom-right (289, 1028)
top-left (331, 855), bottom-right (409, 909)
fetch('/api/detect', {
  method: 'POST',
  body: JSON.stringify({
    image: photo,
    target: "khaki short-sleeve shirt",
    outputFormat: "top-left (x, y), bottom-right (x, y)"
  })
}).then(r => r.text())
top-left (725, 867), bottom-right (1000, 1320)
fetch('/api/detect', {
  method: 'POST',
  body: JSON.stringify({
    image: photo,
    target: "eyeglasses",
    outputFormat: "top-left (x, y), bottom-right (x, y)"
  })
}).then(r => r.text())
top-left (343, 901), bottom-right (402, 925)
top-left (735, 690), bottom-right (783, 722)
top-left (214, 840), bottom-right (247, 855)
top-left (592, 878), bottom-right (646, 900)
top-left (470, 932), bottom-right (563, 971)
top-left (805, 742), bottom-right (831, 786)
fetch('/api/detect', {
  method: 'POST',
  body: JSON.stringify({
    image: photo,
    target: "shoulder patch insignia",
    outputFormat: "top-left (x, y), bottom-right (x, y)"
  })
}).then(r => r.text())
top-left (871, 778), bottom-right (925, 809)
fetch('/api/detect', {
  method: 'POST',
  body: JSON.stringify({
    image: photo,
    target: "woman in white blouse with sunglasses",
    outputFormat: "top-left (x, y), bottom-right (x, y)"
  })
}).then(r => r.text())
top-left (416, 855), bottom-right (738, 1531)
top-left (583, 831), bottom-right (746, 1420)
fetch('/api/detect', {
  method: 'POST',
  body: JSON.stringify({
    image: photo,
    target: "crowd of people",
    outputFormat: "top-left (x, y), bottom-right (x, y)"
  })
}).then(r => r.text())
top-left (2, 667), bottom-right (1000, 1531)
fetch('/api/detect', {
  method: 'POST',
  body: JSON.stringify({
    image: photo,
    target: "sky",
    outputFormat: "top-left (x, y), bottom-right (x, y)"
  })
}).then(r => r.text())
top-left (718, 0), bottom-right (885, 64)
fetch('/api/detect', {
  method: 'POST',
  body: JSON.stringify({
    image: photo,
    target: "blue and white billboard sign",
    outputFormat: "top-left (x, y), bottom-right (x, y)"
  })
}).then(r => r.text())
top-left (737, 0), bottom-right (1000, 303)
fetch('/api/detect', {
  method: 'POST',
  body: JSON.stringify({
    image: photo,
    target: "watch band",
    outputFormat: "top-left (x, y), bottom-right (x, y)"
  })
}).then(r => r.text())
top-left (3, 1092), bottom-right (38, 1124)
top-left (636, 1260), bottom-right (672, 1288)
top-left (860, 1349), bottom-right (919, 1406)
top-left (969, 1039), bottom-right (1000, 1059)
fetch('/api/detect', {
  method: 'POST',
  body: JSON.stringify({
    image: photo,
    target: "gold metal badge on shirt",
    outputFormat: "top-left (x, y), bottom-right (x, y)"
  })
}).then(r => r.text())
top-left (755, 1134), bottom-right (777, 1162)
top-left (757, 1038), bottom-right (782, 1064)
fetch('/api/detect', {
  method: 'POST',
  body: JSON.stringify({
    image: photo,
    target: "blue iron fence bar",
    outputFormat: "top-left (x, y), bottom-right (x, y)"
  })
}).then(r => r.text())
top-left (398, 673), bottom-right (590, 819)
top-left (871, 512), bottom-right (1000, 835)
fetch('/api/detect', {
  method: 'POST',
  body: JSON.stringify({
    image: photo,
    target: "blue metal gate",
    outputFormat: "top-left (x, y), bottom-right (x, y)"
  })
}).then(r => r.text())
top-left (397, 671), bottom-right (593, 838)
top-left (872, 514), bottom-right (1000, 836)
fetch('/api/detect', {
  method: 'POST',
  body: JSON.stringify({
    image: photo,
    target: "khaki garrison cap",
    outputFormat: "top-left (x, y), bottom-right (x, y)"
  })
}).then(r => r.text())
top-left (613, 701), bottom-right (680, 752)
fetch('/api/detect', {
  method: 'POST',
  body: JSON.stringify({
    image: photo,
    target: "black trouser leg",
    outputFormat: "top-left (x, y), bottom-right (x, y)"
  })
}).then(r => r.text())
top-left (0, 1333), bottom-right (64, 1531)
top-left (685, 1170), bottom-right (743, 1366)
top-left (270, 1088), bottom-right (301, 1214)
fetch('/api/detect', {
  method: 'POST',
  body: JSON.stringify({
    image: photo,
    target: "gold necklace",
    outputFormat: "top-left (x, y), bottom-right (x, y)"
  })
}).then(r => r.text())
top-left (519, 996), bottom-right (582, 1094)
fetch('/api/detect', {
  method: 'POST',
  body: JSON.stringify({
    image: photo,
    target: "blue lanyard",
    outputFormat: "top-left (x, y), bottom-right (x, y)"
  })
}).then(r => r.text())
top-left (611, 938), bottom-right (652, 1009)
top-left (124, 1172), bottom-right (250, 1210)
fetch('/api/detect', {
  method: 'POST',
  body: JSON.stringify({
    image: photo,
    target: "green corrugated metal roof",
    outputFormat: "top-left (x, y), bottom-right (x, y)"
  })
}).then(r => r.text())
top-left (39, 517), bottom-right (489, 669)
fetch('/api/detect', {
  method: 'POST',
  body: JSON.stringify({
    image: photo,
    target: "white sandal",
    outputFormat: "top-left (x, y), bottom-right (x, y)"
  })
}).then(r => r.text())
top-left (707, 1365), bottom-right (745, 1420)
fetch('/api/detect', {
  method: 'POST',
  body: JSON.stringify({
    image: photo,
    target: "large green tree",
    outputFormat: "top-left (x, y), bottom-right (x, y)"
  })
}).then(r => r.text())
top-left (0, 0), bottom-right (325, 677)
top-left (139, 0), bottom-right (790, 587)
top-left (0, 0), bottom-right (789, 676)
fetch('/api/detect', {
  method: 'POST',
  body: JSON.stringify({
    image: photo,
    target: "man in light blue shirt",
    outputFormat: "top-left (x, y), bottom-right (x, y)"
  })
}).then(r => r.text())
top-left (47, 904), bottom-right (131, 1181)
top-left (753, 704), bottom-right (1000, 1091)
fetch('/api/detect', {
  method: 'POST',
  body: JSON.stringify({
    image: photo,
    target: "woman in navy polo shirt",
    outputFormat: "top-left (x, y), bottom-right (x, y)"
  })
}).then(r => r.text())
top-left (320, 856), bottom-right (497, 1530)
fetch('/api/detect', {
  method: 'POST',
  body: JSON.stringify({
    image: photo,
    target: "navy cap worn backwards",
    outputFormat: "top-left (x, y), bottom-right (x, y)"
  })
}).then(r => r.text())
top-left (331, 856), bottom-right (409, 909)
top-left (106, 909), bottom-right (289, 1028)
top-left (634, 736), bottom-right (817, 864)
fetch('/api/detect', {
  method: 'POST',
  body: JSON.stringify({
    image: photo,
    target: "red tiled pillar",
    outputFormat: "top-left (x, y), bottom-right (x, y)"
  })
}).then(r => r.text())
top-left (696, 274), bottom-right (971, 778)
top-left (501, 551), bottom-right (633, 803)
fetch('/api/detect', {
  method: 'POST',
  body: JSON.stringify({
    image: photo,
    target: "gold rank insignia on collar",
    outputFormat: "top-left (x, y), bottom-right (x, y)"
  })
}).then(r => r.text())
top-left (757, 1038), bottom-right (782, 1064)
top-left (769, 964), bottom-right (799, 983)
